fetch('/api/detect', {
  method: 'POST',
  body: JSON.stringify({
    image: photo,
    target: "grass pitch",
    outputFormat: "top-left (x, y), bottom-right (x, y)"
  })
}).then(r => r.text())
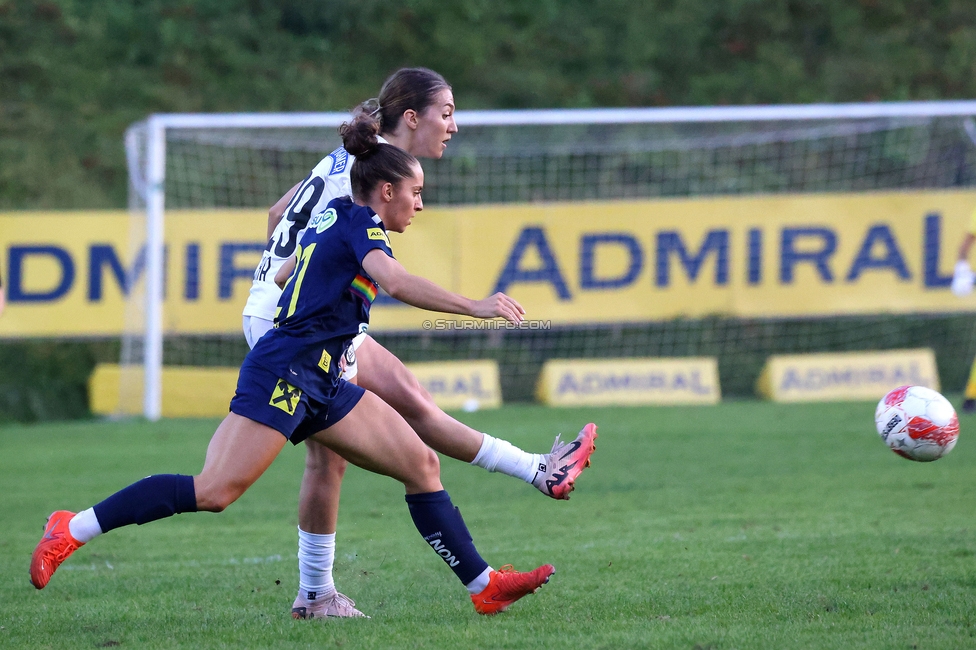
top-left (2, 401), bottom-right (975, 649)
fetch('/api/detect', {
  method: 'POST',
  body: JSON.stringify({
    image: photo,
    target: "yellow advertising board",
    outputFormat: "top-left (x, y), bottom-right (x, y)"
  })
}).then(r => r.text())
top-left (755, 348), bottom-right (939, 403)
top-left (89, 360), bottom-right (501, 417)
top-left (404, 360), bottom-right (502, 411)
top-left (4, 190), bottom-right (976, 337)
top-left (382, 190), bottom-right (976, 328)
top-left (537, 357), bottom-right (720, 406)
top-left (0, 210), bottom-right (268, 337)
top-left (90, 364), bottom-right (238, 417)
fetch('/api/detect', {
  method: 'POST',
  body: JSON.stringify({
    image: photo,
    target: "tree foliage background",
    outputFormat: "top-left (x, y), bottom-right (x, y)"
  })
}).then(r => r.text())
top-left (3, 0), bottom-right (976, 210)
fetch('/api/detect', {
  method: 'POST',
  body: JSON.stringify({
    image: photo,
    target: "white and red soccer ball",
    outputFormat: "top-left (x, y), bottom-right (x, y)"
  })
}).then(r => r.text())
top-left (875, 385), bottom-right (959, 462)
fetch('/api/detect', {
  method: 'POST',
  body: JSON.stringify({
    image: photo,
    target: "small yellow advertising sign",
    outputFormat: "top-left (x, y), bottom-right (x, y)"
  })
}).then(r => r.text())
top-left (756, 348), bottom-right (939, 402)
top-left (537, 357), bottom-right (721, 406)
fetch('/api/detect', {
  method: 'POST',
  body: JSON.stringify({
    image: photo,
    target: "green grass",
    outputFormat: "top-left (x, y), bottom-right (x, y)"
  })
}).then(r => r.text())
top-left (2, 401), bottom-right (976, 649)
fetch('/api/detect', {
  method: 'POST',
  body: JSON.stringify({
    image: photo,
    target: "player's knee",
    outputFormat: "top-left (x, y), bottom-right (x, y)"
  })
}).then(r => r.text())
top-left (400, 447), bottom-right (441, 493)
top-left (331, 455), bottom-right (348, 480)
top-left (315, 455), bottom-right (347, 484)
top-left (195, 484), bottom-right (244, 512)
top-left (417, 446), bottom-right (440, 481)
top-left (305, 443), bottom-right (348, 482)
top-left (193, 471), bottom-right (251, 512)
top-left (304, 442), bottom-right (329, 471)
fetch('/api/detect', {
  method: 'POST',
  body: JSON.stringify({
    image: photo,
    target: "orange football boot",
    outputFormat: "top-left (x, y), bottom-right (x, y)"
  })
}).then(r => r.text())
top-left (471, 563), bottom-right (555, 615)
top-left (30, 510), bottom-right (84, 589)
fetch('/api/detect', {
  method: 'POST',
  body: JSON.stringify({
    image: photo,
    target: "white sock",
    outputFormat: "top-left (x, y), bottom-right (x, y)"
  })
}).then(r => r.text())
top-left (465, 566), bottom-right (493, 595)
top-left (68, 508), bottom-right (102, 544)
top-left (297, 528), bottom-right (336, 600)
top-left (471, 434), bottom-right (544, 484)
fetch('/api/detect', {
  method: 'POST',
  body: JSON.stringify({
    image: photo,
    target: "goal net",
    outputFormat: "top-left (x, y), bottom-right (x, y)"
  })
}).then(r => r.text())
top-left (122, 103), bottom-right (976, 418)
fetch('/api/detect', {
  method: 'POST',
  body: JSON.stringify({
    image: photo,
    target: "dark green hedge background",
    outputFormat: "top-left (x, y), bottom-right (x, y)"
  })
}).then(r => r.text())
top-left (3, 0), bottom-right (976, 421)
top-left (4, 0), bottom-right (976, 210)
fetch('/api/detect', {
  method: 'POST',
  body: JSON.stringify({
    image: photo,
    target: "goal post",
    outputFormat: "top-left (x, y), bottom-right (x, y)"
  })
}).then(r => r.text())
top-left (123, 101), bottom-right (976, 420)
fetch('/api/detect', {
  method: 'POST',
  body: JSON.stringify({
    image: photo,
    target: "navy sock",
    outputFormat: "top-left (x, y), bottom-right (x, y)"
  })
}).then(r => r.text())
top-left (93, 474), bottom-right (197, 533)
top-left (405, 490), bottom-right (489, 586)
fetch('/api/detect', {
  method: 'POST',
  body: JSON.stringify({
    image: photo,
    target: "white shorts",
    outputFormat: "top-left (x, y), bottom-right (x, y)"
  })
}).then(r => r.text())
top-left (242, 316), bottom-right (367, 380)
top-left (243, 315), bottom-right (274, 349)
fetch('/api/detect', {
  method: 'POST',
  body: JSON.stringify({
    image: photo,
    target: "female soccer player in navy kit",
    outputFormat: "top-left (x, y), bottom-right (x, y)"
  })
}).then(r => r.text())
top-left (31, 112), bottom-right (556, 616)
top-left (246, 68), bottom-right (597, 618)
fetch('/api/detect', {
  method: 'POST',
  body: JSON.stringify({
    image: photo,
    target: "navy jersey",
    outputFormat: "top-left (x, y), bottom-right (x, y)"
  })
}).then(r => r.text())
top-left (245, 196), bottom-right (393, 401)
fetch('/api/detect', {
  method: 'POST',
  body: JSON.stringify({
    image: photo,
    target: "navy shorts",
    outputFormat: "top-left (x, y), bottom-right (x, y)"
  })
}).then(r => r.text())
top-left (229, 358), bottom-right (365, 445)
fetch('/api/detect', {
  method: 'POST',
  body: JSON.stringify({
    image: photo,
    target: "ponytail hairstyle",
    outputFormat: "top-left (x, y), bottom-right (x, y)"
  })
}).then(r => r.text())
top-left (374, 67), bottom-right (451, 133)
top-left (339, 108), bottom-right (419, 202)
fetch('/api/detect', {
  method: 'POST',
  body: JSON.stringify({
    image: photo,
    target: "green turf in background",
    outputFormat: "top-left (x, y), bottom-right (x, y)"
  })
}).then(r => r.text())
top-left (2, 402), bottom-right (974, 649)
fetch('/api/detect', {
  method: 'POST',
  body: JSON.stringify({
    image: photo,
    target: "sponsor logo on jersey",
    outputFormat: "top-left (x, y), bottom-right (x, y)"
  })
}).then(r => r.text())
top-left (253, 252), bottom-right (273, 282)
top-left (270, 379), bottom-right (302, 415)
top-left (318, 349), bottom-right (332, 373)
top-left (329, 147), bottom-right (348, 175)
top-left (309, 208), bottom-right (337, 234)
top-left (366, 227), bottom-right (390, 246)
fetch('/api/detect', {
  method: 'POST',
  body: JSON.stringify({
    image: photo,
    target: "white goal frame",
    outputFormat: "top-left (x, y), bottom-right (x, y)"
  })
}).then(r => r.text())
top-left (125, 100), bottom-right (976, 420)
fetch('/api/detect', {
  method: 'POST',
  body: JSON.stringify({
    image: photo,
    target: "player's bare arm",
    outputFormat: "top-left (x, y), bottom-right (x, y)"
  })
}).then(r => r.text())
top-left (361, 249), bottom-right (525, 324)
top-left (274, 255), bottom-right (297, 289)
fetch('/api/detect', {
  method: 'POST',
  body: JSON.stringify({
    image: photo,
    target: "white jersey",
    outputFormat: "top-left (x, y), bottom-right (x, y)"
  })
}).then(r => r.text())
top-left (243, 146), bottom-right (354, 320)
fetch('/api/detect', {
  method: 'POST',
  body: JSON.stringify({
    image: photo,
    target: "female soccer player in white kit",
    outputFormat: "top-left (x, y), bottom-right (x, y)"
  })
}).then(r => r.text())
top-left (242, 68), bottom-right (597, 618)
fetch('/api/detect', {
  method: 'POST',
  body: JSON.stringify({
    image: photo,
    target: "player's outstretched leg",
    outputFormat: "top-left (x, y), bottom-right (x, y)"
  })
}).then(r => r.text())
top-left (30, 511), bottom-right (84, 589)
top-left (470, 564), bottom-right (555, 615)
top-left (531, 423), bottom-right (598, 500)
top-left (357, 338), bottom-right (596, 500)
top-left (30, 414), bottom-right (285, 591)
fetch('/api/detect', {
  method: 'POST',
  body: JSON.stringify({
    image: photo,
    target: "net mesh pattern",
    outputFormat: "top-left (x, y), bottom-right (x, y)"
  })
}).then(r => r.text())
top-left (121, 113), bottom-right (976, 408)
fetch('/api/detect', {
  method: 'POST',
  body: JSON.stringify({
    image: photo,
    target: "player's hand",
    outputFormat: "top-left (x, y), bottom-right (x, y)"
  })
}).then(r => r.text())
top-left (952, 260), bottom-right (974, 296)
top-left (471, 292), bottom-right (525, 324)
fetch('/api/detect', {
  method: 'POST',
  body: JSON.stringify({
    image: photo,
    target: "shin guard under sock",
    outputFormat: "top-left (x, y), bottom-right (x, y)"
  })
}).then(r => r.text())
top-left (405, 490), bottom-right (489, 586)
top-left (93, 474), bottom-right (197, 533)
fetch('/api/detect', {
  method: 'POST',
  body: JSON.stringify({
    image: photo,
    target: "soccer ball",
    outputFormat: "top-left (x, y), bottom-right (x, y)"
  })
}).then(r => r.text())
top-left (874, 385), bottom-right (959, 462)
